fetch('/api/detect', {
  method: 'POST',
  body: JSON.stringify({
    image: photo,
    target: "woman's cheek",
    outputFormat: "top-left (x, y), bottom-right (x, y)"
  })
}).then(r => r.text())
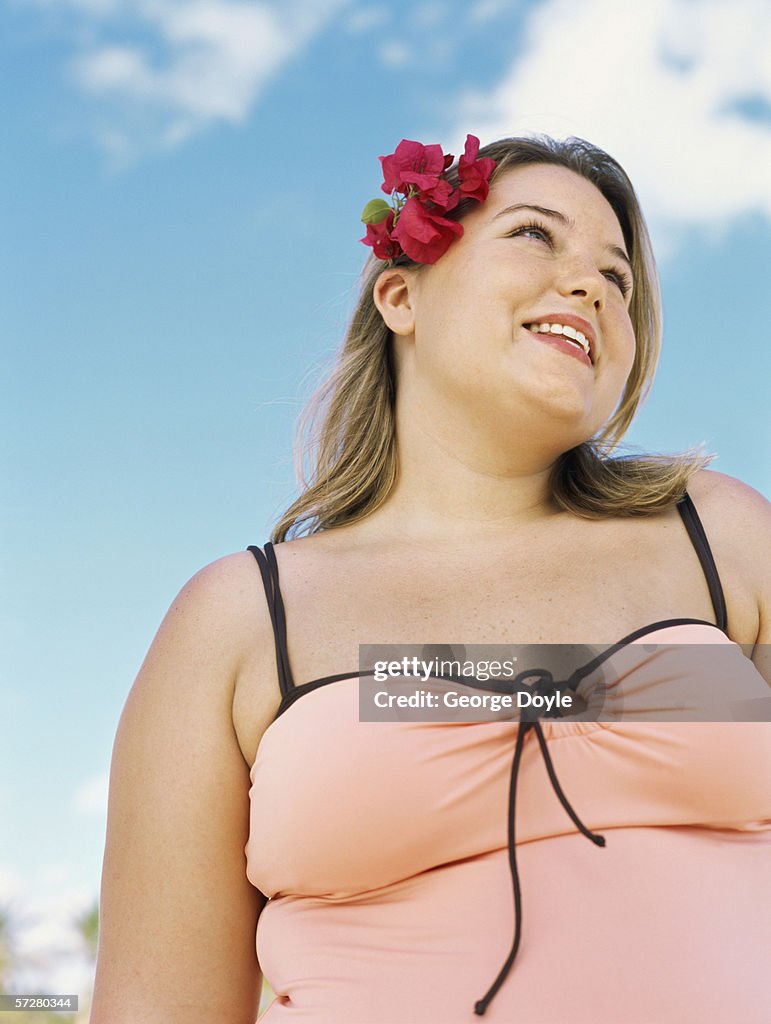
top-left (608, 307), bottom-right (636, 372)
top-left (622, 321), bottom-right (637, 375)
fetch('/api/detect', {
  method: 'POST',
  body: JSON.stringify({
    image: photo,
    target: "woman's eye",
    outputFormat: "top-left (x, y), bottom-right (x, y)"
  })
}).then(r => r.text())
top-left (508, 223), bottom-right (552, 243)
top-left (603, 270), bottom-right (632, 296)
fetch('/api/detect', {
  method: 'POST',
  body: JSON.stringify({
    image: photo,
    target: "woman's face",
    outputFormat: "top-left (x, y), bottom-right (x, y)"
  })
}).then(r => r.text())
top-left (401, 162), bottom-right (637, 452)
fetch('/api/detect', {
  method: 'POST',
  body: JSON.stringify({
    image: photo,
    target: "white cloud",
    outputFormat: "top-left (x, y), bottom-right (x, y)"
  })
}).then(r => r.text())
top-left (54, 0), bottom-right (349, 161)
top-left (452, 0), bottom-right (771, 239)
top-left (92, 125), bottom-right (135, 162)
top-left (378, 40), bottom-right (413, 68)
top-left (75, 45), bottom-right (150, 94)
top-left (350, 2), bottom-right (453, 69)
top-left (73, 771), bottom-right (109, 816)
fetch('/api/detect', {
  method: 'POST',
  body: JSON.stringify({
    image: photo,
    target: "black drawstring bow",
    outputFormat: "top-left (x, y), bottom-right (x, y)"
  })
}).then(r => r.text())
top-left (473, 670), bottom-right (607, 1016)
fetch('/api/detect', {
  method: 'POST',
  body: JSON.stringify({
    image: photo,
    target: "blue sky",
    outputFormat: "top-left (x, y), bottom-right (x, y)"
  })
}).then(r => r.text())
top-left (1, 0), bottom-right (769, 995)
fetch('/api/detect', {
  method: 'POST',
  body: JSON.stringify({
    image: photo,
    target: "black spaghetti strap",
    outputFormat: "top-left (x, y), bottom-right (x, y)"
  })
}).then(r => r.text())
top-left (264, 543), bottom-right (296, 692)
top-left (676, 492), bottom-right (728, 633)
top-left (246, 543), bottom-right (296, 698)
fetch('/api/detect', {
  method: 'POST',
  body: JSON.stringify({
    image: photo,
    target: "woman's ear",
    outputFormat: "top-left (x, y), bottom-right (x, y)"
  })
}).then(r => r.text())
top-left (373, 266), bottom-right (417, 337)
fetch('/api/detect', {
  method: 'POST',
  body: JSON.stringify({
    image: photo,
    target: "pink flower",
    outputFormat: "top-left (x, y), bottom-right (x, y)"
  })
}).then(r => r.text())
top-left (380, 140), bottom-right (454, 196)
top-left (361, 133), bottom-right (496, 264)
top-left (414, 175), bottom-right (459, 212)
top-left (360, 211), bottom-right (402, 261)
top-left (391, 196), bottom-right (463, 265)
top-left (457, 134), bottom-right (497, 202)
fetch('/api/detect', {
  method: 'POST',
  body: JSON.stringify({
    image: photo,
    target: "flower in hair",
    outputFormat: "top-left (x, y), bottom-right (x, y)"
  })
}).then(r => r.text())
top-left (380, 139), bottom-right (453, 196)
top-left (457, 134), bottom-right (496, 202)
top-left (390, 198), bottom-right (463, 265)
top-left (360, 134), bottom-right (496, 265)
top-left (361, 210), bottom-right (399, 261)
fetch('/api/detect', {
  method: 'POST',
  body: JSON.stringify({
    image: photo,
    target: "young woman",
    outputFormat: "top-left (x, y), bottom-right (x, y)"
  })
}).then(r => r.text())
top-left (91, 135), bottom-right (771, 1023)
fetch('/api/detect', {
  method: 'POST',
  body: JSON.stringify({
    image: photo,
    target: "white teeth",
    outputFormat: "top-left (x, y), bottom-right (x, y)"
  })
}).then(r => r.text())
top-left (526, 322), bottom-right (591, 359)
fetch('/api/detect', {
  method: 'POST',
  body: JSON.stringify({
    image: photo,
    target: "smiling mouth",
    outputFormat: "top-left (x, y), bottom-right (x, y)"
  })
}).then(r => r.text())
top-left (524, 322), bottom-right (592, 361)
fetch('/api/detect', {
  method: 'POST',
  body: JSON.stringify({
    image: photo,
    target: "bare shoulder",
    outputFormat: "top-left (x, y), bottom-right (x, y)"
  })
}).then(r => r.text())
top-left (149, 550), bottom-right (282, 734)
top-left (167, 549), bottom-right (275, 663)
top-left (686, 468), bottom-right (770, 520)
top-left (181, 549), bottom-right (288, 759)
top-left (230, 531), bottom-right (373, 767)
top-left (685, 469), bottom-right (770, 589)
top-left (685, 470), bottom-right (770, 667)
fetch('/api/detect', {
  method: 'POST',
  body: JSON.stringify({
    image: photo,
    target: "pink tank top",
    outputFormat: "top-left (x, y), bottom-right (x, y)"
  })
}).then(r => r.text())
top-left (245, 494), bottom-right (771, 1023)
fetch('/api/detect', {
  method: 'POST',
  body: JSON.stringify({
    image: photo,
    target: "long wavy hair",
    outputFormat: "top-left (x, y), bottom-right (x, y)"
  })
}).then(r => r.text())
top-left (273, 135), bottom-right (709, 542)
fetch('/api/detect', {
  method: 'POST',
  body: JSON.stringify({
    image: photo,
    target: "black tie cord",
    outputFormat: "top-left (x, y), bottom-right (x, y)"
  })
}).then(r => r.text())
top-left (473, 705), bottom-right (606, 1016)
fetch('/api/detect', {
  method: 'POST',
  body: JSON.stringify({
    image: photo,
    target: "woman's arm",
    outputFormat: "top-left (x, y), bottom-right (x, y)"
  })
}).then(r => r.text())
top-left (90, 553), bottom-right (275, 1024)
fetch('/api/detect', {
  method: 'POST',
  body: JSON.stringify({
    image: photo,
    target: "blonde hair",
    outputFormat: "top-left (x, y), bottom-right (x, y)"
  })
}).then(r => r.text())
top-left (273, 135), bottom-right (710, 542)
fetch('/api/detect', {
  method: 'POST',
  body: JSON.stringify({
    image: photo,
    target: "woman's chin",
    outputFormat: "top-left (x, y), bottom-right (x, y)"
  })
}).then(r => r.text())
top-left (511, 381), bottom-right (602, 441)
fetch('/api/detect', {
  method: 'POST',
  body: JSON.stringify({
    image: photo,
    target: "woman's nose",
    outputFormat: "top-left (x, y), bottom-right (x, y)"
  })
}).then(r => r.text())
top-left (556, 258), bottom-right (606, 312)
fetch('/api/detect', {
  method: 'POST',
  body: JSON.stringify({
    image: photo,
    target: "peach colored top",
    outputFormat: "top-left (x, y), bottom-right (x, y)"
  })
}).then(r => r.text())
top-left (245, 499), bottom-right (771, 1023)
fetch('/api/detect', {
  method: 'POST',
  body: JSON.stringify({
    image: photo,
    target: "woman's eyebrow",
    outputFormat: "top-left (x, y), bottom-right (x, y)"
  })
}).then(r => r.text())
top-left (492, 202), bottom-right (569, 225)
top-left (492, 202), bottom-right (632, 271)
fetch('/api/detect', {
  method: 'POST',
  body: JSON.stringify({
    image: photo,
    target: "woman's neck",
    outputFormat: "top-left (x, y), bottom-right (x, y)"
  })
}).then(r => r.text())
top-left (357, 427), bottom-right (563, 543)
